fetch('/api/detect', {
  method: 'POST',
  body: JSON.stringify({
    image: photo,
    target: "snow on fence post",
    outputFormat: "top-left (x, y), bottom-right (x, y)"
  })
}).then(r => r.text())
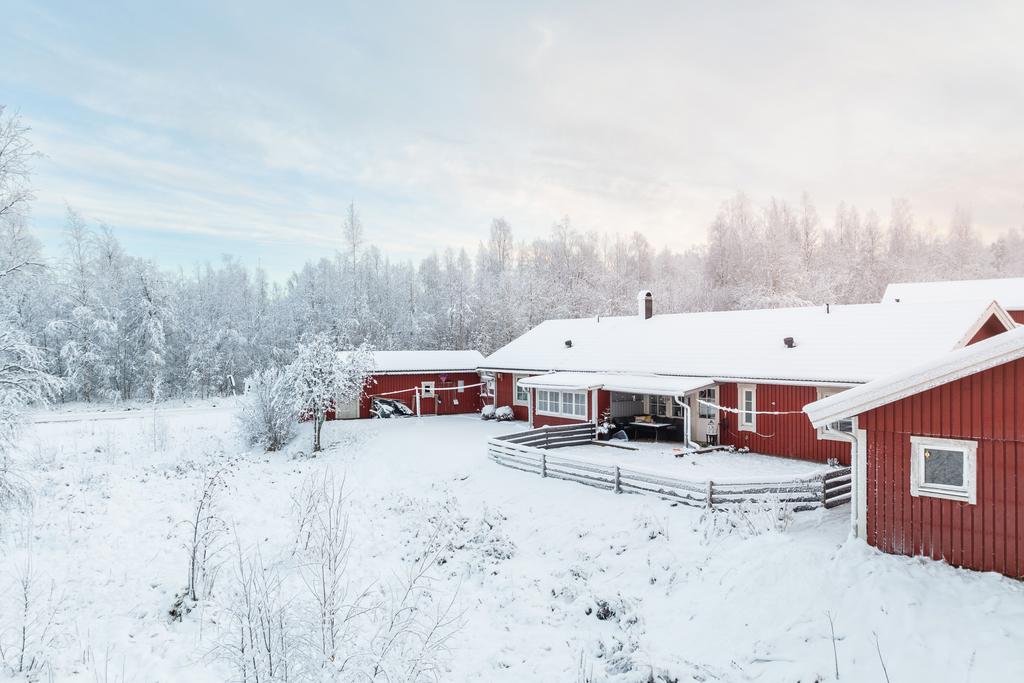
top-left (820, 475), bottom-right (827, 507)
top-left (613, 465), bottom-right (621, 494)
top-left (706, 479), bottom-right (714, 509)
top-left (541, 451), bottom-right (547, 478)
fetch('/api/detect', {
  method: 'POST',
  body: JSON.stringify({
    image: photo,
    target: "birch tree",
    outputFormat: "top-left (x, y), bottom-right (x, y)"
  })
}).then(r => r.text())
top-left (288, 335), bottom-right (372, 452)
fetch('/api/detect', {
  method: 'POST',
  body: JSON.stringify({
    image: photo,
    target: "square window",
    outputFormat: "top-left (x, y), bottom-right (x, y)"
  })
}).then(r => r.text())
top-left (910, 436), bottom-right (977, 503)
top-left (923, 448), bottom-right (964, 487)
top-left (420, 381), bottom-right (435, 398)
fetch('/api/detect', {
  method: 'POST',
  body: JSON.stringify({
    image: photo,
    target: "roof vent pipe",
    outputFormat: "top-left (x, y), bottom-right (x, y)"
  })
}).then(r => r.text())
top-left (784, 336), bottom-right (795, 348)
top-left (564, 339), bottom-right (573, 348)
top-left (638, 290), bottom-right (653, 319)
top-left (826, 303), bottom-right (830, 314)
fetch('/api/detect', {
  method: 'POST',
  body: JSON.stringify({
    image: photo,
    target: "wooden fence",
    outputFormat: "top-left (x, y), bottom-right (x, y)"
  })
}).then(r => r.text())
top-left (487, 423), bottom-right (852, 511)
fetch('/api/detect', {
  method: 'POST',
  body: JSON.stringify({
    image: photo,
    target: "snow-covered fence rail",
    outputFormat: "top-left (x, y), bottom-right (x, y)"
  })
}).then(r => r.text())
top-left (487, 424), bottom-right (852, 511)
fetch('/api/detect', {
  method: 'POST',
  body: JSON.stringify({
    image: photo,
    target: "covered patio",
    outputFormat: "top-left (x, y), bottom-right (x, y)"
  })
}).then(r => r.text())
top-left (517, 372), bottom-right (721, 446)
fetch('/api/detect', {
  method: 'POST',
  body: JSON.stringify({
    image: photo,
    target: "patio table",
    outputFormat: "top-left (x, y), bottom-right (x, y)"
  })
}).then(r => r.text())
top-left (628, 421), bottom-right (674, 443)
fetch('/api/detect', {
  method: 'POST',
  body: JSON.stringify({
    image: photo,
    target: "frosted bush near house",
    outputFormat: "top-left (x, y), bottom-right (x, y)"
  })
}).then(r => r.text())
top-left (699, 495), bottom-right (795, 543)
top-left (493, 405), bottom-right (514, 421)
top-left (237, 367), bottom-right (297, 451)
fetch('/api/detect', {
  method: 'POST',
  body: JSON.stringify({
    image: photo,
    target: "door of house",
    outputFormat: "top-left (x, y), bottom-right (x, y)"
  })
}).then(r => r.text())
top-left (690, 386), bottom-right (718, 443)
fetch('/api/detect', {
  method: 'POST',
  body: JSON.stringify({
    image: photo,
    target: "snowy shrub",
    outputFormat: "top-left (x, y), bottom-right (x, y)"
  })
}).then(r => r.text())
top-left (480, 404), bottom-right (495, 420)
top-left (698, 496), bottom-right (794, 543)
top-left (173, 469), bottom-right (229, 618)
top-left (214, 543), bottom-right (300, 683)
top-left (237, 367), bottom-right (297, 452)
top-left (493, 405), bottom-right (515, 422)
top-left (390, 492), bottom-right (516, 577)
top-left (0, 553), bottom-right (64, 676)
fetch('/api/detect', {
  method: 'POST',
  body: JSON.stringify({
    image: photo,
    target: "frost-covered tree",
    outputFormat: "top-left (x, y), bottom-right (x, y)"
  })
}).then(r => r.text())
top-left (288, 335), bottom-right (372, 452)
top-left (238, 367), bottom-right (296, 451)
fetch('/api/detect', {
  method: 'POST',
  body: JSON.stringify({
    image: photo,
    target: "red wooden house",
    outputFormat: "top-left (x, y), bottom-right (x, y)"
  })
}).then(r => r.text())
top-left (331, 350), bottom-right (484, 419)
top-left (806, 326), bottom-right (1024, 577)
top-left (480, 291), bottom-right (1016, 467)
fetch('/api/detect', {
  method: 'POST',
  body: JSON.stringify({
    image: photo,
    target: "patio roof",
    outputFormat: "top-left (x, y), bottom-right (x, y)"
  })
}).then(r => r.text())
top-left (518, 372), bottom-right (714, 396)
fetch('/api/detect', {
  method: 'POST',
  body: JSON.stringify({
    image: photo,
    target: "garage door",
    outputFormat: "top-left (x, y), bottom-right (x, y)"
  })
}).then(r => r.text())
top-left (335, 398), bottom-right (360, 420)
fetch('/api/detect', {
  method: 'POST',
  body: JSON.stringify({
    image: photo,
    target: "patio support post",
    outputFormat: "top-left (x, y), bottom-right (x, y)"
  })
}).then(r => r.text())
top-left (613, 465), bottom-right (621, 493)
top-left (706, 479), bottom-right (713, 509)
top-left (541, 452), bottom-right (547, 478)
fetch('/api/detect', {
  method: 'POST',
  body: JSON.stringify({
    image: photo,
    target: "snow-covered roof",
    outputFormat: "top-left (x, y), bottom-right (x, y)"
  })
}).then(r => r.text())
top-left (805, 325), bottom-right (1024, 428)
top-left (481, 300), bottom-right (1014, 385)
top-left (344, 350), bottom-right (484, 374)
top-left (519, 372), bottom-right (714, 395)
top-left (882, 278), bottom-right (1024, 310)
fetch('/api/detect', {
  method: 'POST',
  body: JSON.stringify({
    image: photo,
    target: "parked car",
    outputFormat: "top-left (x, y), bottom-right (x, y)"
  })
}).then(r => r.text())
top-left (370, 397), bottom-right (415, 418)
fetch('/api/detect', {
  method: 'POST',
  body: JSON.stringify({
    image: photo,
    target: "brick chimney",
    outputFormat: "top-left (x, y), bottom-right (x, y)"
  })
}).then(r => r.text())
top-left (637, 290), bottom-right (653, 319)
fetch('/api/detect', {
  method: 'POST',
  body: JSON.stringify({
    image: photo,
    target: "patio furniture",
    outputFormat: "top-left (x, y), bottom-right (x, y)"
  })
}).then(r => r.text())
top-left (628, 420), bottom-right (673, 443)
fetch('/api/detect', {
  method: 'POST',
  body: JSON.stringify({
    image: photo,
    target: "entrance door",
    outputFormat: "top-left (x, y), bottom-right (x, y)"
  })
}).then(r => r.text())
top-left (690, 386), bottom-right (718, 442)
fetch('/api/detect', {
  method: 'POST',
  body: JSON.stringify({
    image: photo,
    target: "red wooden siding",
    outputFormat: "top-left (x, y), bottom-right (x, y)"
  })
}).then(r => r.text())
top-left (493, 372), bottom-right (530, 421)
top-left (359, 371), bottom-right (482, 418)
top-left (1010, 309), bottom-right (1024, 325)
top-left (718, 383), bottom-right (852, 465)
top-left (967, 313), bottom-right (1012, 345)
top-left (858, 356), bottom-right (1024, 577)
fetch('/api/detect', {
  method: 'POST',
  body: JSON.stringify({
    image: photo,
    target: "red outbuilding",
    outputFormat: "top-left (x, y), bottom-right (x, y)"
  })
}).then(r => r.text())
top-left (331, 350), bottom-right (485, 419)
top-left (806, 326), bottom-right (1024, 578)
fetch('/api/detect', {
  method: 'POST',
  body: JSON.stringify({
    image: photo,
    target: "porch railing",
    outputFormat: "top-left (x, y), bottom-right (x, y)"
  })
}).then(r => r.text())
top-left (487, 423), bottom-right (852, 511)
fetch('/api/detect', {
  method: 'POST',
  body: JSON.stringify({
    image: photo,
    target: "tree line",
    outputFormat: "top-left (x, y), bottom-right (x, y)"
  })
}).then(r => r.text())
top-left (2, 106), bottom-right (1024, 404)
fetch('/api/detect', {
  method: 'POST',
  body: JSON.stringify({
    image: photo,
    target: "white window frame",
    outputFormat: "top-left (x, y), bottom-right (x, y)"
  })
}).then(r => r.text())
top-left (910, 436), bottom-right (977, 504)
top-left (536, 389), bottom-right (587, 420)
top-left (420, 381), bottom-right (435, 399)
top-left (457, 380), bottom-right (465, 393)
top-left (513, 375), bottom-right (531, 406)
top-left (816, 387), bottom-right (857, 441)
top-left (737, 384), bottom-right (756, 432)
top-left (646, 394), bottom-right (669, 418)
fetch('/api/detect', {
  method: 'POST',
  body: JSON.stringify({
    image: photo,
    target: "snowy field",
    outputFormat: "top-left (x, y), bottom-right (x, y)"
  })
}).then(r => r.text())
top-left (2, 409), bottom-right (1024, 682)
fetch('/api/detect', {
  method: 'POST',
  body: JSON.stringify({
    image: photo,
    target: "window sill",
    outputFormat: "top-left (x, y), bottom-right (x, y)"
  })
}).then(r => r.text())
top-left (536, 410), bottom-right (587, 420)
top-left (912, 486), bottom-right (973, 504)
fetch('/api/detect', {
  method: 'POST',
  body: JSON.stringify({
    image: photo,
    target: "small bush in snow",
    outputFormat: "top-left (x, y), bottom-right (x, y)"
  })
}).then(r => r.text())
top-left (493, 405), bottom-right (514, 422)
top-left (480, 404), bottom-right (495, 420)
top-left (699, 496), bottom-right (794, 542)
top-left (237, 367), bottom-right (296, 452)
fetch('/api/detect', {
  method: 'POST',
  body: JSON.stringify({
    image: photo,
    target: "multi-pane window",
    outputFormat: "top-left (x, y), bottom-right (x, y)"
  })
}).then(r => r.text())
top-left (738, 384), bottom-right (756, 431)
top-left (697, 388), bottom-right (717, 419)
top-left (910, 436), bottom-right (977, 503)
top-left (537, 390), bottom-right (586, 418)
top-left (514, 376), bottom-right (530, 405)
top-left (647, 395), bottom-right (668, 417)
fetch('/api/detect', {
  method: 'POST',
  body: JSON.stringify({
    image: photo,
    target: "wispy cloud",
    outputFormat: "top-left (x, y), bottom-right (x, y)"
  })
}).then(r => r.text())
top-left (4, 1), bottom-right (1024, 279)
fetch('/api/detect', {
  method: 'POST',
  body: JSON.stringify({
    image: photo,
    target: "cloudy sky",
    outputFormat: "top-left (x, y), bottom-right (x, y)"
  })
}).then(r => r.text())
top-left (3, 1), bottom-right (1023, 279)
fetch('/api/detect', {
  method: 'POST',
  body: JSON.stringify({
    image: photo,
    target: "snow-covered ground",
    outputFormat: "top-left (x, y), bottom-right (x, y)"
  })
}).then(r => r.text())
top-left (558, 441), bottom-right (833, 482)
top-left (2, 409), bottom-right (1023, 682)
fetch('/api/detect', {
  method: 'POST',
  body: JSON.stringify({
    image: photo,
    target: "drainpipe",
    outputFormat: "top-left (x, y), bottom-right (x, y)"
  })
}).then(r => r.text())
top-left (674, 395), bottom-right (699, 450)
top-left (822, 426), bottom-right (860, 539)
